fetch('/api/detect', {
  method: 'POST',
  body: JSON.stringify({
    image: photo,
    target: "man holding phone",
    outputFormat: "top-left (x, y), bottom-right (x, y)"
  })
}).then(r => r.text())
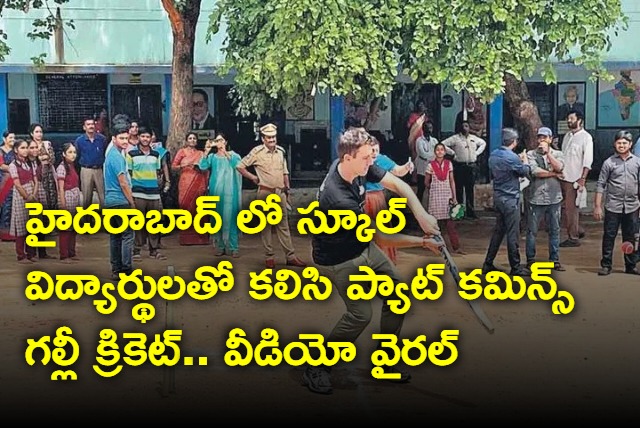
top-left (524, 127), bottom-right (565, 271)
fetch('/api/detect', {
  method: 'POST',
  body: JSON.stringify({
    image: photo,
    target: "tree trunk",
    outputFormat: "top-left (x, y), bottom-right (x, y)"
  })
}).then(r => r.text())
top-left (161, 0), bottom-right (202, 154)
top-left (503, 73), bottom-right (543, 150)
top-left (363, 97), bottom-right (382, 130)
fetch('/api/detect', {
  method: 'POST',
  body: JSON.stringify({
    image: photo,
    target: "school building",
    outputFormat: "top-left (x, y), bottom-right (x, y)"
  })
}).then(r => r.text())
top-left (1, 0), bottom-right (639, 186)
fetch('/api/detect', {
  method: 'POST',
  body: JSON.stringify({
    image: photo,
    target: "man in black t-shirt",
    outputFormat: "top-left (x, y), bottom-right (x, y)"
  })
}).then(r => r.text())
top-left (303, 128), bottom-right (442, 395)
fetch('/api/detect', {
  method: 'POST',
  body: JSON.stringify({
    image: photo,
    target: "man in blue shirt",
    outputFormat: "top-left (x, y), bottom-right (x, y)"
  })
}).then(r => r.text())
top-left (104, 114), bottom-right (136, 280)
top-left (75, 117), bottom-right (107, 208)
top-left (482, 128), bottom-right (532, 276)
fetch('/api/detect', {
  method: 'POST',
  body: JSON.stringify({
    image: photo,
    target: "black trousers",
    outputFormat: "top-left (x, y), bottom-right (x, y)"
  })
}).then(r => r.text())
top-left (453, 161), bottom-right (477, 216)
top-left (601, 209), bottom-right (638, 270)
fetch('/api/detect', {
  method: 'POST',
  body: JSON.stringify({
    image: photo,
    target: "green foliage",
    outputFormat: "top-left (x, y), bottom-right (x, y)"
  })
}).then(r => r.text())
top-left (0, 0), bottom-right (72, 63)
top-left (208, 0), bottom-right (627, 115)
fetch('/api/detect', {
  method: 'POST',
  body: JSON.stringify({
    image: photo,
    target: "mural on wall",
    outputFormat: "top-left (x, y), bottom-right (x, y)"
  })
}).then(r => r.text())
top-left (285, 93), bottom-right (314, 121)
top-left (597, 70), bottom-right (640, 128)
top-left (557, 82), bottom-right (586, 134)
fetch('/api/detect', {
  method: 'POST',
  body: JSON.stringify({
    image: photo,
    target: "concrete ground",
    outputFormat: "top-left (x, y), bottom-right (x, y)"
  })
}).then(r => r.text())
top-left (1, 204), bottom-right (639, 423)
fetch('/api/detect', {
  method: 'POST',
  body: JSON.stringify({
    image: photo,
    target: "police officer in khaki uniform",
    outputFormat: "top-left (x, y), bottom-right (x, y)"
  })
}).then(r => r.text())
top-left (236, 123), bottom-right (307, 268)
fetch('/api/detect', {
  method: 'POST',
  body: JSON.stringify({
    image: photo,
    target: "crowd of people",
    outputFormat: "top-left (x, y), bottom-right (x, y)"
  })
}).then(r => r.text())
top-left (1, 105), bottom-right (639, 395)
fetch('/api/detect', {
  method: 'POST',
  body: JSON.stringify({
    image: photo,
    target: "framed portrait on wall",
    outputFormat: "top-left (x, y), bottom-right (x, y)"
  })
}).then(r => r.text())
top-left (597, 70), bottom-right (640, 128)
top-left (192, 86), bottom-right (216, 139)
top-left (557, 82), bottom-right (586, 135)
top-left (285, 93), bottom-right (315, 121)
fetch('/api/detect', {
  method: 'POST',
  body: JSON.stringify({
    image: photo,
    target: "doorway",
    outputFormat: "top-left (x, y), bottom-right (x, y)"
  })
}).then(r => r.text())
top-left (111, 85), bottom-right (163, 135)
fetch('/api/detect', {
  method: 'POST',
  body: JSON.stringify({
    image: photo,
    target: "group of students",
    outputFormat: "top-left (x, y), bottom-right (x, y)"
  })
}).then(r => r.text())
top-left (0, 126), bottom-right (80, 263)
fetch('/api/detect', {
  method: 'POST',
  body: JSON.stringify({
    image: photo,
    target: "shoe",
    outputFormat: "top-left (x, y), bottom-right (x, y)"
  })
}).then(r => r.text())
top-left (553, 262), bottom-right (566, 272)
top-left (265, 258), bottom-right (276, 269)
top-left (111, 271), bottom-right (120, 280)
top-left (133, 254), bottom-right (142, 261)
top-left (381, 365), bottom-right (412, 383)
top-left (302, 366), bottom-right (332, 395)
top-left (579, 232), bottom-right (586, 239)
top-left (149, 252), bottom-right (167, 260)
top-left (286, 256), bottom-right (307, 267)
top-left (510, 266), bottom-right (532, 277)
top-left (231, 251), bottom-right (240, 258)
top-left (482, 263), bottom-right (503, 275)
top-left (70, 255), bottom-right (80, 261)
top-left (452, 249), bottom-right (467, 255)
top-left (214, 248), bottom-right (225, 256)
top-left (597, 267), bottom-right (612, 276)
top-left (559, 239), bottom-right (581, 248)
top-left (38, 254), bottom-right (55, 260)
top-left (18, 258), bottom-right (34, 264)
top-left (624, 267), bottom-right (640, 275)
top-left (60, 258), bottom-right (74, 264)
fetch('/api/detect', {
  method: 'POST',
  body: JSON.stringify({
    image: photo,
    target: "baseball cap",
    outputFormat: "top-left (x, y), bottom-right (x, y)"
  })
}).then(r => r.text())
top-left (537, 127), bottom-right (553, 137)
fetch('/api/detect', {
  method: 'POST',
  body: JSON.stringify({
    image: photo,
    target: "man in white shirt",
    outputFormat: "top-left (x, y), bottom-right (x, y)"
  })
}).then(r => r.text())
top-left (441, 120), bottom-right (486, 219)
top-left (559, 109), bottom-right (593, 247)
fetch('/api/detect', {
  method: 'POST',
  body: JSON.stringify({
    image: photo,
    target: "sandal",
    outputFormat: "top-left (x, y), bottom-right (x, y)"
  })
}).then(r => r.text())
top-left (214, 248), bottom-right (225, 256)
top-left (150, 252), bottom-right (167, 260)
top-left (133, 254), bottom-right (142, 261)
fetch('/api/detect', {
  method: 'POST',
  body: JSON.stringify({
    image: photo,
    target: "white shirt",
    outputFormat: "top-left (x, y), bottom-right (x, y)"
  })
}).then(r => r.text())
top-left (414, 135), bottom-right (454, 175)
top-left (441, 133), bottom-right (486, 163)
top-left (560, 128), bottom-right (594, 183)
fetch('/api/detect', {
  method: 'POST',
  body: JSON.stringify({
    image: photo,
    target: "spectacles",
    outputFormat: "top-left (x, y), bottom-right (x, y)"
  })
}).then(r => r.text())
top-left (193, 101), bottom-right (206, 108)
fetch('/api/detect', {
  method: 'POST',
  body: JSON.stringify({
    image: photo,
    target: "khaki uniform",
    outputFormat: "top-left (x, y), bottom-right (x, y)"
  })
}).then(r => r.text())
top-left (238, 144), bottom-right (296, 259)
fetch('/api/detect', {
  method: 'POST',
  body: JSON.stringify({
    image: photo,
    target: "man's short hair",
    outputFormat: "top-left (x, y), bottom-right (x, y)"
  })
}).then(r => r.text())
top-left (338, 128), bottom-right (372, 160)
top-left (111, 113), bottom-right (131, 136)
top-left (138, 124), bottom-right (150, 136)
top-left (614, 130), bottom-right (633, 143)
top-left (567, 108), bottom-right (584, 122)
top-left (192, 88), bottom-right (209, 104)
top-left (502, 127), bottom-right (519, 146)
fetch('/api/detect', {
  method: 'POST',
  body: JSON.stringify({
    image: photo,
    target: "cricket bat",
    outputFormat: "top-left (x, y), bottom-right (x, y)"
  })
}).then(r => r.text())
top-left (431, 235), bottom-right (495, 334)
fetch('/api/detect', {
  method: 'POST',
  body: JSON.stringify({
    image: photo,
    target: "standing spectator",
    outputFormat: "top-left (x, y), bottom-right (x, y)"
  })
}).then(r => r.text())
top-left (415, 119), bottom-right (454, 205)
top-left (425, 142), bottom-right (464, 254)
top-left (94, 106), bottom-right (110, 140)
top-left (442, 120), bottom-right (487, 219)
top-left (0, 130), bottom-right (16, 241)
top-left (127, 120), bottom-right (140, 153)
top-left (236, 123), bottom-right (306, 268)
top-left (171, 132), bottom-right (209, 246)
top-left (28, 140), bottom-right (53, 260)
top-left (8, 139), bottom-right (39, 263)
top-left (127, 124), bottom-right (166, 261)
top-left (525, 127), bottom-right (565, 271)
top-left (482, 128), bottom-right (532, 276)
top-left (104, 116), bottom-right (136, 279)
top-left (75, 117), bottom-right (107, 208)
top-left (632, 134), bottom-right (640, 157)
top-left (56, 143), bottom-right (81, 263)
top-left (151, 129), bottom-right (171, 248)
top-left (364, 136), bottom-right (413, 264)
top-left (198, 134), bottom-right (243, 257)
top-left (559, 109), bottom-right (593, 247)
top-left (303, 127), bottom-right (441, 395)
top-left (593, 130), bottom-right (640, 276)
top-left (29, 123), bottom-right (58, 211)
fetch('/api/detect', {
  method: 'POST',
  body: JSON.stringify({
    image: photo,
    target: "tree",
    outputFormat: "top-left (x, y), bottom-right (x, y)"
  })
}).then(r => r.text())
top-left (160, 0), bottom-right (202, 152)
top-left (0, 0), bottom-right (74, 64)
top-left (208, 0), bottom-right (627, 149)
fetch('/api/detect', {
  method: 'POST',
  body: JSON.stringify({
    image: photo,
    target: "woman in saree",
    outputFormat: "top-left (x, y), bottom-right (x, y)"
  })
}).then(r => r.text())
top-left (171, 131), bottom-right (209, 245)
top-left (0, 131), bottom-right (16, 241)
top-left (198, 134), bottom-right (242, 257)
top-left (29, 123), bottom-right (58, 211)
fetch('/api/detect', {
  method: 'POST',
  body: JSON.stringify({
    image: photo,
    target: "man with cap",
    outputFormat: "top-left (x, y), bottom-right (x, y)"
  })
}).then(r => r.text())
top-left (482, 127), bottom-right (532, 276)
top-left (236, 123), bottom-right (307, 268)
top-left (524, 127), bottom-right (566, 271)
